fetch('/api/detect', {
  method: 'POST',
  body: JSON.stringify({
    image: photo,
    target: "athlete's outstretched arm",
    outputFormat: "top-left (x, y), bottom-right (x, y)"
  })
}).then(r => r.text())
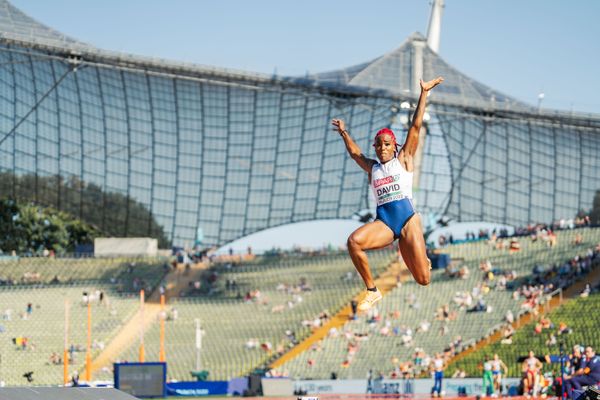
top-left (401, 77), bottom-right (444, 156)
top-left (332, 118), bottom-right (375, 173)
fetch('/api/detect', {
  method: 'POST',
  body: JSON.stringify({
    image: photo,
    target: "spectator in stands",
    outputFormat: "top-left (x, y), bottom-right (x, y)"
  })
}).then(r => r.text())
top-left (417, 320), bottom-right (431, 333)
top-left (459, 265), bottom-right (470, 279)
top-left (413, 349), bottom-right (424, 366)
top-left (439, 323), bottom-right (449, 336)
top-left (92, 339), bottom-right (105, 350)
top-left (437, 304), bottom-right (450, 321)
top-left (547, 230), bottom-right (557, 247)
top-left (558, 321), bottom-right (572, 335)
top-left (260, 341), bottom-right (273, 353)
top-left (581, 283), bottom-right (591, 298)
top-left (480, 260), bottom-right (492, 273)
top-left (169, 307), bottom-right (178, 321)
top-left (452, 368), bottom-right (467, 378)
top-left (437, 234), bottom-right (446, 247)
top-left (488, 231), bottom-right (498, 247)
top-left (245, 338), bottom-right (259, 350)
top-left (564, 346), bottom-right (600, 398)
top-left (467, 298), bottom-right (487, 313)
top-left (509, 239), bottom-right (521, 252)
top-left (350, 299), bottom-right (358, 320)
top-left (546, 334), bottom-right (557, 347)
top-left (452, 335), bottom-right (463, 349)
top-left (496, 274), bottom-right (507, 290)
top-left (48, 352), bottom-right (61, 365)
top-left (505, 309), bottom-right (514, 324)
top-left (540, 316), bottom-right (553, 329)
top-left (445, 263), bottom-right (459, 278)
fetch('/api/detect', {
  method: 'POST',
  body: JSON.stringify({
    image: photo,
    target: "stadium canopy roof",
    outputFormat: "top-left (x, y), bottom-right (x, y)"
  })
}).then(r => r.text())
top-left (2, 0), bottom-right (598, 127)
top-left (307, 32), bottom-right (528, 110)
top-left (0, 0), bottom-right (89, 49)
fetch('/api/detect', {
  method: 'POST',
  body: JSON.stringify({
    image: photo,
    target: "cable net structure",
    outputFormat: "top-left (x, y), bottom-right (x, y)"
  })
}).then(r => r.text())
top-left (0, 0), bottom-right (599, 247)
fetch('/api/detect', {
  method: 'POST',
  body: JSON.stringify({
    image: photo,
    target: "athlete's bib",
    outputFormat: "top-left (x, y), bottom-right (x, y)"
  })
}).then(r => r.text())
top-left (371, 158), bottom-right (413, 206)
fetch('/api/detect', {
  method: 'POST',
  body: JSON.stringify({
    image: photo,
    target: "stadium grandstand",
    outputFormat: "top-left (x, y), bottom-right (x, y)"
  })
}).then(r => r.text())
top-left (0, 0), bottom-right (599, 398)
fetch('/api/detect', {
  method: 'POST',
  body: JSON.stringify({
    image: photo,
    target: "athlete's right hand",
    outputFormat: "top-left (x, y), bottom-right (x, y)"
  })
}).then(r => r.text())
top-left (331, 118), bottom-right (346, 134)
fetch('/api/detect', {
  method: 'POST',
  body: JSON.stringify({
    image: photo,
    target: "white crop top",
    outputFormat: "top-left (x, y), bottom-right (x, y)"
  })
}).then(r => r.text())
top-left (492, 360), bottom-right (502, 371)
top-left (370, 158), bottom-right (413, 207)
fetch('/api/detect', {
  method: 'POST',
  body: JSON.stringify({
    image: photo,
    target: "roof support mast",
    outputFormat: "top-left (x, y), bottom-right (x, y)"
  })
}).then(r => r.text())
top-left (411, 0), bottom-right (444, 191)
top-left (426, 0), bottom-right (445, 54)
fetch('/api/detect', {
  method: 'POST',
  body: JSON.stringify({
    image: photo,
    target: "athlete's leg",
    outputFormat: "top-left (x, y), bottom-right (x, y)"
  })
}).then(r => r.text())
top-left (347, 220), bottom-right (395, 288)
top-left (398, 214), bottom-right (431, 286)
top-left (525, 370), bottom-right (534, 394)
top-left (494, 374), bottom-right (501, 393)
top-left (532, 371), bottom-right (540, 396)
top-left (484, 373), bottom-right (494, 396)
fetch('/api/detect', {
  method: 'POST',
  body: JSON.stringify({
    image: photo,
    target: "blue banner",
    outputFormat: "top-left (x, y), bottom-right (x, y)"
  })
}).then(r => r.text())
top-left (166, 381), bottom-right (228, 397)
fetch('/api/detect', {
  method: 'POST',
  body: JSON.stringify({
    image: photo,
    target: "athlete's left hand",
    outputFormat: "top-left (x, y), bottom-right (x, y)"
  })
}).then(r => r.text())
top-left (420, 77), bottom-right (444, 92)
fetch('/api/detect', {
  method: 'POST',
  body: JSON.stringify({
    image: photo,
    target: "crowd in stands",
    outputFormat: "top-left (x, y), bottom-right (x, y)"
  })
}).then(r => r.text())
top-left (436, 215), bottom-right (592, 248)
top-left (0, 258), bottom-right (166, 296)
top-left (527, 243), bottom-right (600, 292)
top-left (400, 233), bottom-right (597, 380)
top-left (267, 220), bottom-right (600, 382)
top-left (497, 240), bottom-right (600, 323)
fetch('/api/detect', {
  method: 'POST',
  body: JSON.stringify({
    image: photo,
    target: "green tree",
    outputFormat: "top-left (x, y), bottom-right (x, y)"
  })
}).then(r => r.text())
top-left (0, 172), bottom-right (169, 247)
top-left (0, 199), bottom-right (101, 254)
top-left (0, 199), bottom-right (27, 252)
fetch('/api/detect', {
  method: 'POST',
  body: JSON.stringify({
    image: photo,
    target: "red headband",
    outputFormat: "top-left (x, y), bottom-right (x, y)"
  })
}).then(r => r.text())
top-left (373, 128), bottom-right (397, 146)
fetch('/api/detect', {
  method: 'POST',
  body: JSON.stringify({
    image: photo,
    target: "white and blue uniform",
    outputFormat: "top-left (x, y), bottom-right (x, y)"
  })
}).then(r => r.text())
top-left (371, 158), bottom-right (415, 238)
top-left (492, 360), bottom-right (502, 375)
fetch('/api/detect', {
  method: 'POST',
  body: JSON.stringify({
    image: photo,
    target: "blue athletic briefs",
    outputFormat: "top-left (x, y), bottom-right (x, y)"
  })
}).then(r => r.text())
top-left (375, 197), bottom-right (416, 239)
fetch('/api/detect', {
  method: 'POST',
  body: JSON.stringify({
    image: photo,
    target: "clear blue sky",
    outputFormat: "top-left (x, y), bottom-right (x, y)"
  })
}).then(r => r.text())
top-left (11, 0), bottom-right (600, 114)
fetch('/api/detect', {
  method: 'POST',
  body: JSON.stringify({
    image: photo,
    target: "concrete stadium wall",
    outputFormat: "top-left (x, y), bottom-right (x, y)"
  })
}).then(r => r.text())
top-left (94, 237), bottom-right (158, 257)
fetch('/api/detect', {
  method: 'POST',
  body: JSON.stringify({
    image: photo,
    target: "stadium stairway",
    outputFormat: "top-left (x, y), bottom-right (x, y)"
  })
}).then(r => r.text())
top-left (90, 261), bottom-right (209, 374)
top-left (446, 256), bottom-right (600, 369)
top-left (269, 258), bottom-right (411, 370)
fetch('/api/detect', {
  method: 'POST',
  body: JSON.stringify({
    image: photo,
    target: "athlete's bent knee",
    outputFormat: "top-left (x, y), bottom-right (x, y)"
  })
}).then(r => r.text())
top-left (347, 235), bottom-right (361, 252)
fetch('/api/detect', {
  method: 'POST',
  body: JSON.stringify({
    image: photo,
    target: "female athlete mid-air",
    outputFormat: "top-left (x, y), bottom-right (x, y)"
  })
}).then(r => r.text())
top-left (332, 76), bottom-right (444, 312)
